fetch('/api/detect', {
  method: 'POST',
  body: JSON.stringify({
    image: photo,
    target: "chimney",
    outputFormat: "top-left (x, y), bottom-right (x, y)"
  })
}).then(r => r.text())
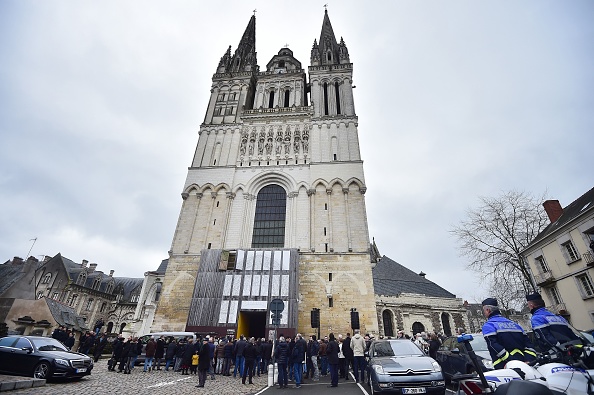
top-left (543, 200), bottom-right (563, 223)
top-left (109, 270), bottom-right (114, 277)
top-left (43, 255), bottom-right (51, 262)
top-left (89, 263), bottom-right (97, 272)
top-left (12, 257), bottom-right (24, 265)
top-left (81, 259), bottom-right (88, 268)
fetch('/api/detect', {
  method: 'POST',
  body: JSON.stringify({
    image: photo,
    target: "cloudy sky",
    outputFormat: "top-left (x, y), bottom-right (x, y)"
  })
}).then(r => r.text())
top-left (1, 0), bottom-right (592, 303)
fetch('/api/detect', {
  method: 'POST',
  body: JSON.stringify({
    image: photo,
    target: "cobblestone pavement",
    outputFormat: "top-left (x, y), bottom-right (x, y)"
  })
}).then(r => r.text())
top-left (10, 361), bottom-right (269, 395)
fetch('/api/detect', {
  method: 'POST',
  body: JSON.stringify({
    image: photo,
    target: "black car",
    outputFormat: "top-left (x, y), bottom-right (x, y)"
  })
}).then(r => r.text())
top-left (366, 339), bottom-right (446, 394)
top-left (435, 334), bottom-right (493, 383)
top-left (0, 335), bottom-right (93, 379)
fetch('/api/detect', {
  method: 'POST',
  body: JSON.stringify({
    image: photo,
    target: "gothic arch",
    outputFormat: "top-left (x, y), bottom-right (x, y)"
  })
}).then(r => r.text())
top-left (245, 171), bottom-right (297, 197)
top-left (345, 178), bottom-right (364, 190)
top-left (183, 184), bottom-right (201, 194)
top-left (296, 182), bottom-right (309, 192)
top-left (328, 178), bottom-right (345, 189)
top-left (311, 179), bottom-right (329, 190)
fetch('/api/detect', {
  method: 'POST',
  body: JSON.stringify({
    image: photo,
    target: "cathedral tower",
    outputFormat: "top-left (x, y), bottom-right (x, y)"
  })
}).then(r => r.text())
top-left (152, 10), bottom-right (378, 338)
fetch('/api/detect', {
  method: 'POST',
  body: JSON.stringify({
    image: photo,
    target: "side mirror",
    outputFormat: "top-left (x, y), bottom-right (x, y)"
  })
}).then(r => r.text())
top-left (451, 348), bottom-right (460, 354)
top-left (22, 347), bottom-right (33, 354)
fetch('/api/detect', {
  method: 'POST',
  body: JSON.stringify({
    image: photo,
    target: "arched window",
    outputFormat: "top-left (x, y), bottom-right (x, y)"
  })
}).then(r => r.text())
top-left (106, 322), bottom-right (114, 333)
top-left (382, 310), bottom-right (394, 337)
top-left (77, 272), bottom-right (87, 286)
top-left (251, 185), bottom-right (287, 248)
top-left (268, 90), bottom-right (276, 108)
top-left (92, 277), bottom-right (101, 290)
top-left (284, 90), bottom-right (290, 107)
top-left (441, 312), bottom-right (452, 336)
top-left (335, 81), bottom-right (341, 114)
top-left (323, 82), bottom-right (329, 115)
top-left (106, 281), bottom-right (114, 294)
top-left (412, 322), bottom-right (425, 336)
top-left (119, 322), bottom-right (126, 334)
top-left (42, 273), bottom-right (52, 284)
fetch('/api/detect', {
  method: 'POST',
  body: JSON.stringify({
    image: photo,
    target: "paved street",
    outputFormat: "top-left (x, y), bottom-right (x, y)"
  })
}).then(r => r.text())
top-left (8, 361), bottom-right (457, 394)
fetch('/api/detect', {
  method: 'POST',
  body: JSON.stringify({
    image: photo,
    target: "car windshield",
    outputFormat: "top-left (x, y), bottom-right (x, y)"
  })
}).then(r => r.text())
top-left (32, 337), bottom-right (68, 352)
top-left (374, 341), bottom-right (424, 357)
top-left (464, 335), bottom-right (488, 352)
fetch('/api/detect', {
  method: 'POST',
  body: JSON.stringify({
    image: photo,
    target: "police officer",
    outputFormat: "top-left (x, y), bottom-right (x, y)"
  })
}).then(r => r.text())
top-left (481, 297), bottom-right (537, 369)
top-left (526, 292), bottom-right (580, 351)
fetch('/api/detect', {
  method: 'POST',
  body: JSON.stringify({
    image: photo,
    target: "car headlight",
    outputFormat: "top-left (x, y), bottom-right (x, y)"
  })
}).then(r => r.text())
top-left (55, 358), bottom-right (70, 367)
top-left (373, 365), bottom-right (385, 375)
top-left (431, 361), bottom-right (441, 372)
top-left (483, 359), bottom-right (494, 369)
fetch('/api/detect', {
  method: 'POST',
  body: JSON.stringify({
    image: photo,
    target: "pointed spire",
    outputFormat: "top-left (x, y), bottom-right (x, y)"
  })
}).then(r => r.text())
top-left (312, 9), bottom-right (341, 66)
top-left (230, 14), bottom-right (258, 72)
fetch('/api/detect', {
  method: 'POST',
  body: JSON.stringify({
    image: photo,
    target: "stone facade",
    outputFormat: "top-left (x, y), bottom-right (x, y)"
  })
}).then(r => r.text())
top-left (152, 11), bottom-right (379, 336)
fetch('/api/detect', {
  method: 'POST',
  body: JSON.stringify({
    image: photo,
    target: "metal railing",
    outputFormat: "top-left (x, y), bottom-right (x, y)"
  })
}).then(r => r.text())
top-left (534, 270), bottom-right (555, 285)
top-left (584, 251), bottom-right (594, 266)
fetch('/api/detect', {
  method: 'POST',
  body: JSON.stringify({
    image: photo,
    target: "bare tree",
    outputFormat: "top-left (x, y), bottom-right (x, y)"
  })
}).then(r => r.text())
top-left (451, 190), bottom-right (549, 309)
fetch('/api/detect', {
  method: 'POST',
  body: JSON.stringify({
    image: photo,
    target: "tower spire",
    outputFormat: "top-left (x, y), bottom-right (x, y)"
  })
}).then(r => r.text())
top-left (311, 9), bottom-right (348, 66)
top-left (230, 14), bottom-right (258, 72)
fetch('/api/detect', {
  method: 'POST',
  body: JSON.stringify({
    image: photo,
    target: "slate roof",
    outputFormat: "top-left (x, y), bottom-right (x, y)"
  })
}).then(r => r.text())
top-left (45, 297), bottom-right (89, 331)
top-left (154, 259), bottom-right (168, 275)
top-left (113, 277), bottom-right (143, 302)
top-left (373, 255), bottom-right (456, 299)
top-left (0, 264), bottom-right (27, 296)
top-left (527, 186), bottom-right (594, 248)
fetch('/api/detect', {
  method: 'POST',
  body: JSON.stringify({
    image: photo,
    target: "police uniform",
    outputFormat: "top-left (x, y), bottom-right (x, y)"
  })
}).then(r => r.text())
top-left (481, 298), bottom-right (537, 369)
top-left (527, 292), bottom-right (580, 351)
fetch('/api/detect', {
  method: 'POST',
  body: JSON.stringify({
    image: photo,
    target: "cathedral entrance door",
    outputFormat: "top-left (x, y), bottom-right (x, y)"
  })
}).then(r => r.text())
top-left (237, 311), bottom-right (267, 339)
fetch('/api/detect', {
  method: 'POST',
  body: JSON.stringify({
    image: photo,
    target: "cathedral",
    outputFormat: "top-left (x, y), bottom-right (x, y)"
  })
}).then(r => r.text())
top-left (151, 10), bottom-right (380, 338)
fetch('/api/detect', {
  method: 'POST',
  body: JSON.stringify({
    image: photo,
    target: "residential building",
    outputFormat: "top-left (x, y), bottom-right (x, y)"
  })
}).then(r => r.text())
top-left (521, 186), bottom-right (594, 330)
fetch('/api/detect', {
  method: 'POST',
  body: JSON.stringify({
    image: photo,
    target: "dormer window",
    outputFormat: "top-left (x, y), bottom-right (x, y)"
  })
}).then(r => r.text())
top-left (131, 293), bottom-right (140, 303)
top-left (106, 281), bottom-right (114, 294)
top-left (278, 60), bottom-right (285, 68)
top-left (42, 273), bottom-right (52, 284)
top-left (77, 272), bottom-right (87, 286)
top-left (92, 277), bottom-right (101, 290)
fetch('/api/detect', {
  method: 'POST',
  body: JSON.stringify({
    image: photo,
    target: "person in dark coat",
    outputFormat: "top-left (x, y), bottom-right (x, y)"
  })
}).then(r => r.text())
top-left (233, 335), bottom-right (247, 378)
top-left (126, 338), bottom-right (139, 373)
top-left (144, 337), bottom-right (157, 372)
top-left (81, 332), bottom-right (95, 355)
top-left (155, 336), bottom-right (165, 370)
top-left (428, 333), bottom-right (441, 360)
top-left (342, 333), bottom-right (354, 380)
top-left (196, 338), bottom-right (211, 387)
top-left (174, 340), bottom-right (186, 372)
top-left (118, 338), bottom-right (132, 373)
top-left (165, 339), bottom-right (177, 371)
top-left (93, 333), bottom-right (107, 362)
top-left (242, 337), bottom-right (257, 384)
top-left (111, 336), bottom-right (124, 371)
top-left (327, 333), bottom-right (339, 387)
top-left (181, 339), bottom-right (195, 374)
top-left (274, 336), bottom-right (290, 389)
top-left (262, 339), bottom-right (273, 374)
top-left (223, 338), bottom-right (234, 376)
top-left (64, 332), bottom-right (75, 350)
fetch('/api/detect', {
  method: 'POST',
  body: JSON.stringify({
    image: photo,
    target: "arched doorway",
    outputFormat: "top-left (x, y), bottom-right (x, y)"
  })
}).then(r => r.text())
top-left (441, 312), bottom-right (452, 336)
top-left (412, 322), bottom-right (425, 336)
top-left (119, 323), bottom-right (126, 334)
top-left (382, 310), bottom-right (394, 337)
top-left (106, 322), bottom-right (114, 333)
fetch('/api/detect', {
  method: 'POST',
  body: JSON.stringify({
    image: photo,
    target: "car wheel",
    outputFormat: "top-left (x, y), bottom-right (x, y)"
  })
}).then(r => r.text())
top-left (33, 362), bottom-right (51, 379)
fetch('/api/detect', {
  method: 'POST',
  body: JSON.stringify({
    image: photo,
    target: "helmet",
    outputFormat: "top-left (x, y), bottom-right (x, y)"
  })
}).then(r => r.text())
top-left (504, 360), bottom-right (541, 380)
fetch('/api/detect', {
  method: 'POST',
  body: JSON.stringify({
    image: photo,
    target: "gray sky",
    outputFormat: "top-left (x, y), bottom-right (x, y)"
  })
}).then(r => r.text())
top-left (1, 0), bottom-right (592, 303)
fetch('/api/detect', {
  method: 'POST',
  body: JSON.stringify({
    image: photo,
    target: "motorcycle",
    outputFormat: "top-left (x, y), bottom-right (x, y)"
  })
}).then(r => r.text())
top-left (452, 334), bottom-right (594, 394)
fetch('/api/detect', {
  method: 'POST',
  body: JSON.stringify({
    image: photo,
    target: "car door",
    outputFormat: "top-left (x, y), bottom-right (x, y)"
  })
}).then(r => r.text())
top-left (0, 337), bottom-right (18, 372)
top-left (11, 337), bottom-right (39, 376)
top-left (437, 338), bottom-right (455, 377)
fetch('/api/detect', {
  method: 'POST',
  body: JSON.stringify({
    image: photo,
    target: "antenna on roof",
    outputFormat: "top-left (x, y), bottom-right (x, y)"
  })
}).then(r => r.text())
top-left (26, 237), bottom-right (37, 259)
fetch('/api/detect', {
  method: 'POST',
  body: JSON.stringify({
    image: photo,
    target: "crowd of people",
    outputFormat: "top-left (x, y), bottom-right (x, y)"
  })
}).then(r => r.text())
top-left (47, 292), bottom-right (586, 389)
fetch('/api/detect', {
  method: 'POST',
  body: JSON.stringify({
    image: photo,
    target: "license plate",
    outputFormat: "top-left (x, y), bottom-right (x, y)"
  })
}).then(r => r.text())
top-left (403, 389), bottom-right (426, 394)
top-left (76, 368), bottom-right (87, 373)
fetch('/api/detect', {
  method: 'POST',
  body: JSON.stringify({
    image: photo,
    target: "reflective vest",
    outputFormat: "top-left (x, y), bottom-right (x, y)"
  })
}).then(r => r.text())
top-left (482, 312), bottom-right (537, 369)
